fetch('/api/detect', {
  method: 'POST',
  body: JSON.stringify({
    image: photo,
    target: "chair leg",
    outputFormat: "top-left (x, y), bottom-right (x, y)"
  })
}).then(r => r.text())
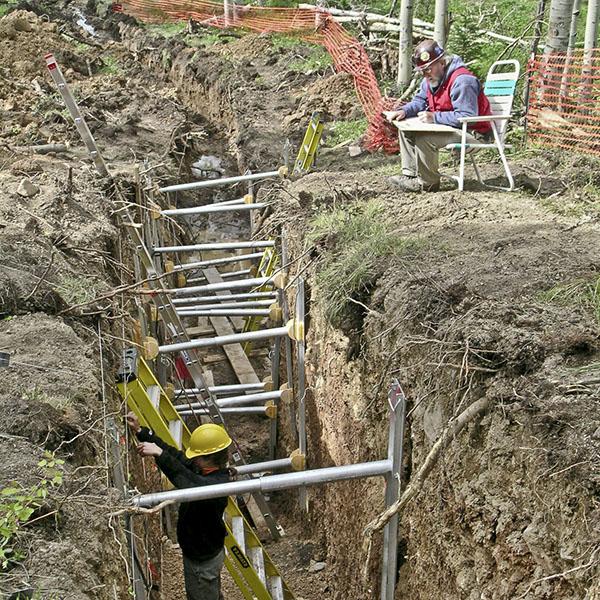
top-left (491, 122), bottom-right (515, 191)
top-left (458, 124), bottom-right (468, 192)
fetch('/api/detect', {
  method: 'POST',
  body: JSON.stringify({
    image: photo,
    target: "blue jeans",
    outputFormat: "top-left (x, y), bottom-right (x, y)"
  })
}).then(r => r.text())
top-left (183, 550), bottom-right (225, 600)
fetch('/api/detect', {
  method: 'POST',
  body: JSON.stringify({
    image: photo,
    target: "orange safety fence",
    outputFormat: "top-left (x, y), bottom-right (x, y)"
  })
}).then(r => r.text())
top-left (527, 49), bottom-right (600, 157)
top-left (117, 0), bottom-right (400, 152)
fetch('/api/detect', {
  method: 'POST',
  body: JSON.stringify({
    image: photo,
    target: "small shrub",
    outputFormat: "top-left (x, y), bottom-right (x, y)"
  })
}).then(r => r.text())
top-left (1, 452), bottom-right (64, 569)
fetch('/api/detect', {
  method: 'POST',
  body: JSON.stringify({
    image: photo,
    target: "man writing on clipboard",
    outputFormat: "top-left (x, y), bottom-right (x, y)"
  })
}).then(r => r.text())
top-left (385, 40), bottom-right (492, 193)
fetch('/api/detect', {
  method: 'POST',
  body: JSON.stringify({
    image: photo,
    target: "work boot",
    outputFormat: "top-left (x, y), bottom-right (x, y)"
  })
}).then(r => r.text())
top-left (388, 175), bottom-right (440, 193)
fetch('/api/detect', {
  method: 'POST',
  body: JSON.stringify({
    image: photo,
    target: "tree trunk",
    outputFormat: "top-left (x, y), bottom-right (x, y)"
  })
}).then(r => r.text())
top-left (559, 0), bottom-right (582, 107)
top-left (580, 0), bottom-right (599, 101)
top-left (583, 0), bottom-right (599, 51)
top-left (541, 0), bottom-right (575, 107)
top-left (544, 0), bottom-right (576, 53)
top-left (433, 0), bottom-right (449, 47)
top-left (397, 0), bottom-right (414, 88)
top-left (524, 0), bottom-right (547, 143)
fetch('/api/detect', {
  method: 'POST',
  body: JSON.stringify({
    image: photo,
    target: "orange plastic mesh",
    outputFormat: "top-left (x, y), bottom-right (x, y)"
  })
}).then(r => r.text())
top-left (527, 49), bottom-right (600, 157)
top-left (117, 0), bottom-right (400, 152)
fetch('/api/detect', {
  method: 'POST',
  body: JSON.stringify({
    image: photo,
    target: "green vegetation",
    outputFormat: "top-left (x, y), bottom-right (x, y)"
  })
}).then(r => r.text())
top-left (307, 200), bottom-right (420, 327)
top-left (539, 276), bottom-right (600, 324)
top-left (325, 118), bottom-right (368, 147)
top-left (0, 0), bottom-right (17, 17)
top-left (55, 275), bottom-right (99, 305)
top-left (289, 45), bottom-right (333, 73)
top-left (269, 32), bottom-right (306, 51)
top-left (144, 21), bottom-right (187, 37)
top-left (99, 56), bottom-right (123, 75)
top-left (1, 453), bottom-right (64, 569)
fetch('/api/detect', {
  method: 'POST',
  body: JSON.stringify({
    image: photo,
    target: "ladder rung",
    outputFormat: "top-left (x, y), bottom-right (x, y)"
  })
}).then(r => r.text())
top-left (232, 516), bottom-right (246, 555)
top-left (168, 420), bottom-right (183, 449)
top-left (268, 576), bottom-right (285, 600)
top-left (147, 385), bottom-right (160, 410)
top-left (248, 546), bottom-right (266, 585)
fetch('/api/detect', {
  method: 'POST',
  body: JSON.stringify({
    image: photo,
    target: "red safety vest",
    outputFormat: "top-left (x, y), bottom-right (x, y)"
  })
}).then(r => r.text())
top-left (426, 66), bottom-right (492, 134)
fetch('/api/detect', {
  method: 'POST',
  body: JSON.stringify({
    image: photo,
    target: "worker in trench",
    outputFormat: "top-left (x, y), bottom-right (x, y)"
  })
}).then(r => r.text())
top-left (386, 39), bottom-right (492, 193)
top-left (127, 412), bottom-right (233, 600)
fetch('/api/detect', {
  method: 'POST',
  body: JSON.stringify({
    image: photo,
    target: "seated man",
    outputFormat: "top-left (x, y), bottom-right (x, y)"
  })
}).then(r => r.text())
top-left (387, 39), bottom-right (492, 192)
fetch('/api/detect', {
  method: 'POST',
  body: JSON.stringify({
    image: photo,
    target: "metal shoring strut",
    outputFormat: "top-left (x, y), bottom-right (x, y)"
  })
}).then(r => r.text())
top-left (279, 238), bottom-right (297, 447)
top-left (380, 380), bottom-right (406, 600)
top-left (158, 168), bottom-right (287, 194)
top-left (295, 279), bottom-right (308, 512)
top-left (131, 182), bottom-right (284, 540)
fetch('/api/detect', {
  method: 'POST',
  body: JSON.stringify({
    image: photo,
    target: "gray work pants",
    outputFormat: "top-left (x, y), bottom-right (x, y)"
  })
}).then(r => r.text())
top-left (399, 129), bottom-right (477, 186)
top-left (183, 550), bottom-right (225, 600)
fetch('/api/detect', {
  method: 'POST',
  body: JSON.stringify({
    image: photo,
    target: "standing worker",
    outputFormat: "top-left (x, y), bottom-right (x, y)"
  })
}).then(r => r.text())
top-left (127, 412), bottom-right (233, 600)
top-left (386, 39), bottom-right (492, 192)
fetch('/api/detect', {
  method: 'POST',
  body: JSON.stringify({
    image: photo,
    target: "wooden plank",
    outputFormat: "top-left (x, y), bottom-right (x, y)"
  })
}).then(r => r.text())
top-left (202, 268), bottom-right (260, 386)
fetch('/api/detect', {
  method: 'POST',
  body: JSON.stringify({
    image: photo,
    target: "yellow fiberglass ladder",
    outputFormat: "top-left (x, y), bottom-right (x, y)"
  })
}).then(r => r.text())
top-left (116, 350), bottom-right (295, 600)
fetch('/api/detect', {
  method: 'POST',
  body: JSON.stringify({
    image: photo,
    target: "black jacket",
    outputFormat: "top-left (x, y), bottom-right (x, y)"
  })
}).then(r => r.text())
top-left (137, 427), bottom-right (230, 561)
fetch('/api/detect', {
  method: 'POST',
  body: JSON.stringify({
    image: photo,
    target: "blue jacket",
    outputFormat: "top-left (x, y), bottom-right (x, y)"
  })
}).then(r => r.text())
top-left (399, 55), bottom-right (483, 129)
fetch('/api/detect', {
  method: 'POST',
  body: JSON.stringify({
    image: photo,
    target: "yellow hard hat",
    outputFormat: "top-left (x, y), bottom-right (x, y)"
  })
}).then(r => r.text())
top-left (185, 423), bottom-right (232, 459)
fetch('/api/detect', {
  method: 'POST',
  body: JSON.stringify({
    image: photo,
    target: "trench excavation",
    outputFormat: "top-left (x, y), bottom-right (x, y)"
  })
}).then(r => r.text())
top-left (1, 3), bottom-right (600, 600)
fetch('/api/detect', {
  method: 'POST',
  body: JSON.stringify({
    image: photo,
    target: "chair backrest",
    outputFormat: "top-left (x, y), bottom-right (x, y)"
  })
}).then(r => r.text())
top-left (483, 59), bottom-right (520, 141)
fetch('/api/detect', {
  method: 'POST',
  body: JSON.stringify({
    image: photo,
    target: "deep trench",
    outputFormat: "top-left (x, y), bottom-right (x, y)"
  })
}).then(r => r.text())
top-left (2, 4), bottom-right (600, 600)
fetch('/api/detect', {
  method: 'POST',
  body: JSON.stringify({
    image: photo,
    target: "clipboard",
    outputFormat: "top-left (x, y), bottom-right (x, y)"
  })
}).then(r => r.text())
top-left (383, 113), bottom-right (458, 133)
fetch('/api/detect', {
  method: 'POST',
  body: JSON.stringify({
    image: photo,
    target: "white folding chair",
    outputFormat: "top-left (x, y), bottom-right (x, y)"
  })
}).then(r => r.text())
top-left (446, 59), bottom-right (521, 192)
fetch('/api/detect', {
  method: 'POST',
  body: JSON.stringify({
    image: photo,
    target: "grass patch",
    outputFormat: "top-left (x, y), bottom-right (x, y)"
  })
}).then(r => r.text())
top-left (144, 21), bottom-right (187, 37)
top-left (0, 0), bottom-right (18, 17)
top-left (55, 275), bottom-right (98, 306)
top-left (269, 32), bottom-right (306, 51)
top-left (289, 46), bottom-right (333, 73)
top-left (538, 276), bottom-right (600, 323)
top-left (307, 199), bottom-right (420, 327)
top-left (99, 56), bottom-right (122, 75)
top-left (325, 118), bottom-right (368, 147)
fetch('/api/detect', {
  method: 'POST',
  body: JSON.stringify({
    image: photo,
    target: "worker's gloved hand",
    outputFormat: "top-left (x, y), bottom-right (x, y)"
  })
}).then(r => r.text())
top-left (126, 411), bottom-right (141, 433)
top-left (137, 442), bottom-right (163, 458)
top-left (418, 111), bottom-right (434, 124)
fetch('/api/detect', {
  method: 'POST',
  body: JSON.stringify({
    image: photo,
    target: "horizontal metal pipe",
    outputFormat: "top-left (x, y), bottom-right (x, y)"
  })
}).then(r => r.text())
top-left (178, 406), bottom-right (268, 416)
top-left (177, 390), bottom-right (282, 410)
top-left (159, 325), bottom-right (290, 354)
top-left (175, 383), bottom-right (265, 396)
top-left (186, 269), bottom-right (252, 284)
top-left (174, 276), bottom-right (274, 297)
top-left (176, 300), bottom-right (276, 310)
top-left (172, 253), bottom-right (264, 273)
top-left (161, 203), bottom-right (266, 217)
top-left (212, 197), bottom-right (247, 206)
top-left (153, 241), bottom-right (275, 254)
top-left (235, 458), bottom-right (294, 476)
top-left (134, 460), bottom-right (392, 507)
top-left (178, 308), bottom-right (270, 317)
top-left (173, 291), bottom-right (276, 305)
top-left (159, 169), bottom-right (281, 193)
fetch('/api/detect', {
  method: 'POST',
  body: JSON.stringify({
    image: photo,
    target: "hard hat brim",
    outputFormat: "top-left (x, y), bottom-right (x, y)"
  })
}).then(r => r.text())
top-left (185, 439), bottom-right (232, 459)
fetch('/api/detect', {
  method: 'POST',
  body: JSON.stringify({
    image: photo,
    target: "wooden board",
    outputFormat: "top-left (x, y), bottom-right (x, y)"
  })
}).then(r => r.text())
top-left (202, 268), bottom-right (261, 386)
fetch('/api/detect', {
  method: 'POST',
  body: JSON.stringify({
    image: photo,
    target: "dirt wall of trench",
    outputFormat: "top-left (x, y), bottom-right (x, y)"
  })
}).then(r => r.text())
top-left (110, 18), bottom-right (600, 600)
